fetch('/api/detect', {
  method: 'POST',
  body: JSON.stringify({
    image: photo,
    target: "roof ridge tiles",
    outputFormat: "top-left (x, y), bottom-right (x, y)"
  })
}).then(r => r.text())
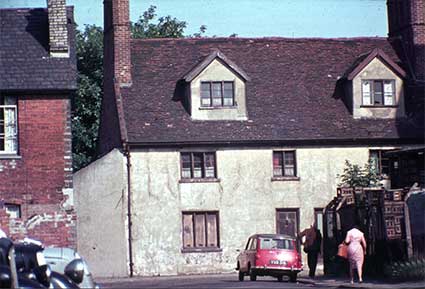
top-left (130, 36), bottom-right (388, 42)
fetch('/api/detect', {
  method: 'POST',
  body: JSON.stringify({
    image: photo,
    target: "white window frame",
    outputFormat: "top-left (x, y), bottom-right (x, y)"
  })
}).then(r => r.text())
top-left (200, 81), bottom-right (235, 108)
top-left (0, 102), bottom-right (18, 154)
top-left (361, 80), bottom-right (395, 106)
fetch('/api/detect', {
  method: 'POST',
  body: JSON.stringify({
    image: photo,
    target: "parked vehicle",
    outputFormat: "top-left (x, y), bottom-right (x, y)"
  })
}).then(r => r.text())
top-left (14, 241), bottom-right (84, 288)
top-left (0, 237), bottom-right (45, 288)
top-left (44, 247), bottom-right (99, 289)
top-left (236, 234), bottom-right (303, 282)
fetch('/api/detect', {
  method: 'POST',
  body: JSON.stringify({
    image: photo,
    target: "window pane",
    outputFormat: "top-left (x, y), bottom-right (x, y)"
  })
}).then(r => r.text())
top-left (201, 97), bottom-right (211, 107)
top-left (362, 81), bottom-right (372, 105)
top-left (201, 83), bottom-right (211, 96)
top-left (212, 82), bottom-right (222, 106)
top-left (381, 156), bottom-right (390, 175)
top-left (284, 167), bottom-right (295, 176)
top-left (201, 83), bottom-right (211, 107)
top-left (5, 204), bottom-right (21, 219)
top-left (223, 82), bottom-right (234, 106)
top-left (206, 213), bottom-right (218, 247)
top-left (250, 238), bottom-right (257, 250)
top-left (284, 151), bottom-right (295, 166)
top-left (181, 153), bottom-right (192, 178)
top-left (0, 105), bottom-right (17, 153)
top-left (260, 238), bottom-right (294, 250)
top-left (284, 151), bottom-right (295, 176)
top-left (5, 108), bottom-right (17, 152)
top-left (273, 152), bottom-right (283, 176)
top-left (183, 214), bottom-right (194, 248)
top-left (374, 80), bottom-right (383, 104)
top-left (384, 80), bottom-right (394, 105)
top-left (204, 153), bottom-right (216, 178)
top-left (223, 97), bottom-right (233, 106)
top-left (193, 153), bottom-right (203, 178)
top-left (194, 214), bottom-right (206, 247)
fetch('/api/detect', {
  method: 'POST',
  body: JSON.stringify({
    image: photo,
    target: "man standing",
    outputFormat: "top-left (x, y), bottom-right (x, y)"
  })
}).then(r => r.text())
top-left (299, 224), bottom-right (322, 278)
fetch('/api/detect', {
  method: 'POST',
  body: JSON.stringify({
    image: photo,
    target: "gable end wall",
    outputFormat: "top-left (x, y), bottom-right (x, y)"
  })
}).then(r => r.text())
top-left (0, 94), bottom-right (75, 247)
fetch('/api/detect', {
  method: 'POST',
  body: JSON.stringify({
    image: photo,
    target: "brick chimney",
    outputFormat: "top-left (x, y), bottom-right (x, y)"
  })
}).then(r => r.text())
top-left (104, 0), bottom-right (132, 86)
top-left (47, 0), bottom-right (69, 57)
top-left (387, 0), bottom-right (425, 81)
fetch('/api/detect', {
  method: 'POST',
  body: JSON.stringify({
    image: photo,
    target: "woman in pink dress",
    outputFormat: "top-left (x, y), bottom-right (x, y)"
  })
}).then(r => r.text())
top-left (344, 226), bottom-right (367, 284)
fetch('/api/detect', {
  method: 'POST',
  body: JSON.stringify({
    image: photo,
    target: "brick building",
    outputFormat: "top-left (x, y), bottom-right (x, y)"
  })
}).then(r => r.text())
top-left (75, 0), bottom-right (424, 277)
top-left (0, 0), bottom-right (77, 247)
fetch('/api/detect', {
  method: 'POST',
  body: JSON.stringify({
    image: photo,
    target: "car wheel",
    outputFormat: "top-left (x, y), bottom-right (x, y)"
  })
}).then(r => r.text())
top-left (289, 273), bottom-right (297, 282)
top-left (277, 276), bottom-right (283, 282)
top-left (238, 270), bottom-right (244, 282)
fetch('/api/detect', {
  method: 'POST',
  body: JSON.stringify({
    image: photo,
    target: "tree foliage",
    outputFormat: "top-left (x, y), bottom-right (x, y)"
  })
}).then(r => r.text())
top-left (72, 6), bottom-right (206, 171)
top-left (338, 160), bottom-right (379, 188)
top-left (131, 6), bottom-right (207, 38)
top-left (72, 25), bottom-right (103, 171)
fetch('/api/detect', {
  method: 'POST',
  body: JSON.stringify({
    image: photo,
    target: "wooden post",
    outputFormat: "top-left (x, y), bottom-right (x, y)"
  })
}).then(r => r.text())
top-left (404, 202), bottom-right (413, 259)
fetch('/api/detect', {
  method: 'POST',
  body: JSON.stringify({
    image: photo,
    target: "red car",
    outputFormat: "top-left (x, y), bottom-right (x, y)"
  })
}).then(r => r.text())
top-left (236, 234), bottom-right (303, 282)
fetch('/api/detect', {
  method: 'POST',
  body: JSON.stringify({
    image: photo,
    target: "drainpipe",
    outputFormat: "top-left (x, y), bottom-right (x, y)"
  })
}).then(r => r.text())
top-left (124, 143), bottom-right (134, 277)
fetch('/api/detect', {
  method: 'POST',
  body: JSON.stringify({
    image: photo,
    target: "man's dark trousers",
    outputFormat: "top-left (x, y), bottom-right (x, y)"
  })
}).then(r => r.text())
top-left (307, 251), bottom-right (319, 278)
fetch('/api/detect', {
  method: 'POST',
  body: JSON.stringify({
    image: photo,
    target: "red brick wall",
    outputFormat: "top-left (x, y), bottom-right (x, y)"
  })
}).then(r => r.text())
top-left (0, 95), bottom-right (75, 247)
top-left (388, 0), bottom-right (425, 80)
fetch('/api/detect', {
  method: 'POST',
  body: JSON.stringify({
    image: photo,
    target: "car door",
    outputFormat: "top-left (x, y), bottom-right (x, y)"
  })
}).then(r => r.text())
top-left (246, 236), bottom-right (257, 268)
top-left (239, 237), bottom-right (252, 271)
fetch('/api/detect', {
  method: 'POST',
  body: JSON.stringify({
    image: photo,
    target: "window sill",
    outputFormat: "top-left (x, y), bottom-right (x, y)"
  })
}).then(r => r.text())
top-left (360, 105), bottom-right (398, 108)
top-left (181, 248), bottom-right (222, 253)
top-left (0, 153), bottom-right (21, 160)
top-left (179, 178), bottom-right (221, 184)
top-left (271, 176), bottom-right (300, 182)
top-left (199, 106), bottom-right (237, 110)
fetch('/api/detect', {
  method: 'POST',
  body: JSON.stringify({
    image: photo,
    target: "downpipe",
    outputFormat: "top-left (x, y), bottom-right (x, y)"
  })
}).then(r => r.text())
top-left (124, 143), bottom-right (134, 277)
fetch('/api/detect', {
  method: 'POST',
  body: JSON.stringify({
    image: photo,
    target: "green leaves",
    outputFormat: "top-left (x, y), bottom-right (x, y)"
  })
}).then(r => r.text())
top-left (131, 5), bottom-right (207, 38)
top-left (131, 5), bottom-right (186, 38)
top-left (338, 160), bottom-right (380, 188)
top-left (72, 25), bottom-right (104, 171)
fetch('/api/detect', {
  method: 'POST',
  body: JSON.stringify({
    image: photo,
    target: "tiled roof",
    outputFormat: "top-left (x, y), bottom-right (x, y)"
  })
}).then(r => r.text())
top-left (0, 7), bottom-right (76, 91)
top-left (121, 37), bottom-right (424, 145)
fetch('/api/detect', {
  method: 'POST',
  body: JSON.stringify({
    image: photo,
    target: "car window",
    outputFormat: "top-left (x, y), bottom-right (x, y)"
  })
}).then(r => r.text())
top-left (249, 238), bottom-right (257, 250)
top-left (259, 237), bottom-right (294, 250)
top-left (245, 238), bottom-right (252, 250)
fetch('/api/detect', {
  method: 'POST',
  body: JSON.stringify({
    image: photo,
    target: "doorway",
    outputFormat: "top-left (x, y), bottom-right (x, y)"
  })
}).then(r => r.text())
top-left (314, 208), bottom-right (325, 275)
top-left (276, 208), bottom-right (300, 249)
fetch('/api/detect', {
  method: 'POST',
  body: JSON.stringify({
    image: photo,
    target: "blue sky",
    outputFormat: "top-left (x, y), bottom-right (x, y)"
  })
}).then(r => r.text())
top-left (1, 0), bottom-right (388, 37)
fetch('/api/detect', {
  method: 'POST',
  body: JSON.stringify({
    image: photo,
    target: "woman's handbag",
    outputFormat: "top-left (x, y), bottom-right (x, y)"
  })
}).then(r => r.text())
top-left (337, 242), bottom-right (348, 259)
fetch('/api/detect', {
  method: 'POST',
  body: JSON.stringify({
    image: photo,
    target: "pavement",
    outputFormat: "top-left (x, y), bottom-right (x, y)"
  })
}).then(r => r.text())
top-left (97, 271), bottom-right (425, 289)
top-left (297, 274), bottom-right (425, 288)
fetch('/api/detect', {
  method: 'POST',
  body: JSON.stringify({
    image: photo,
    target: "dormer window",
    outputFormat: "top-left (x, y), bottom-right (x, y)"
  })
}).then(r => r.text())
top-left (362, 80), bottom-right (395, 106)
top-left (183, 50), bottom-right (250, 121)
top-left (201, 81), bottom-right (234, 107)
top-left (345, 48), bottom-right (406, 119)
